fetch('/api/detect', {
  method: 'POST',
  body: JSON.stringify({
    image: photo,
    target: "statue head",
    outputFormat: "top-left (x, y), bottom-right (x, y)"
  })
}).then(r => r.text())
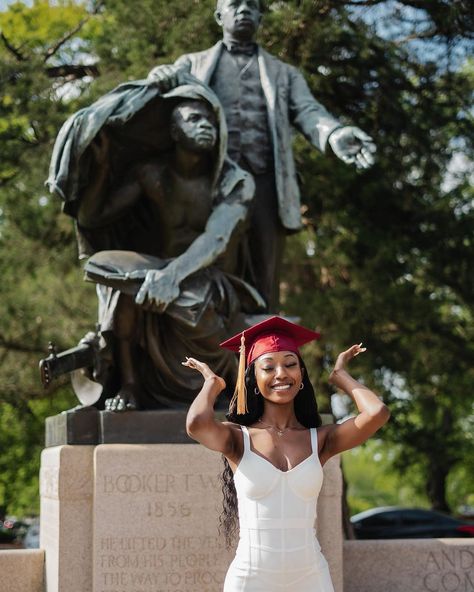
top-left (215, 0), bottom-right (263, 42)
top-left (170, 100), bottom-right (218, 153)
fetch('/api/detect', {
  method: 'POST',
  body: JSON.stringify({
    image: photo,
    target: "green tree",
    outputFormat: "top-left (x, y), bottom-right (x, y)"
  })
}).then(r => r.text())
top-left (0, 0), bottom-right (103, 515)
top-left (274, 2), bottom-right (474, 512)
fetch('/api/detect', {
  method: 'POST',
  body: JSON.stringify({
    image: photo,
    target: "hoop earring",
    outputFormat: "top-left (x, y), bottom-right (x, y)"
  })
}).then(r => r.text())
top-left (299, 383), bottom-right (304, 390)
top-left (254, 387), bottom-right (260, 395)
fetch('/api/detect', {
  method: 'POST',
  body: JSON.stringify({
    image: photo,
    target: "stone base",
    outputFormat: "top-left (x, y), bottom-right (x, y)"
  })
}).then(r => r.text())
top-left (100, 409), bottom-right (193, 444)
top-left (45, 406), bottom-right (99, 447)
top-left (40, 446), bottom-right (94, 592)
top-left (40, 443), bottom-right (344, 592)
top-left (45, 409), bottom-right (230, 446)
top-left (0, 550), bottom-right (44, 592)
top-left (344, 539), bottom-right (474, 592)
top-left (318, 455), bottom-right (343, 592)
top-left (93, 444), bottom-right (234, 591)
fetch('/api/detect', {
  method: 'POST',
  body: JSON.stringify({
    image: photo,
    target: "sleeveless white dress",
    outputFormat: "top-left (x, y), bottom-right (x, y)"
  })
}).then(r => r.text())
top-left (223, 426), bottom-right (335, 592)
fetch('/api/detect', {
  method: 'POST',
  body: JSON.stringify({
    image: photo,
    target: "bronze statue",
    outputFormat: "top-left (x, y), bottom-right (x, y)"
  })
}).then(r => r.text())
top-left (45, 80), bottom-right (265, 410)
top-left (149, 0), bottom-right (376, 312)
top-left (41, 1), bottom-right (376, 413)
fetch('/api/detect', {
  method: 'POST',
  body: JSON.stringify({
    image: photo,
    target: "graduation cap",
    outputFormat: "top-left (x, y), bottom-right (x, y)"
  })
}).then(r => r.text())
top-left (220, 316), bottom-right (321, 414)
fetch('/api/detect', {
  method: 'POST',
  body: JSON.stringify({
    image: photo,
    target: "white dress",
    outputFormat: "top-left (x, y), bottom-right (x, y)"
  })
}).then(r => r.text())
top-left (223, 426), bottom-right (335, 591)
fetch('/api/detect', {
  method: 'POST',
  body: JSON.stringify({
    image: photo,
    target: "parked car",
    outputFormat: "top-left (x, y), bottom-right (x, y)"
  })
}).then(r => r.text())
top-left (23, 521), bottom-right (40, 549)
top-left (351, 507), bottom-right (474, 539)
top-left (0, 523), bottom-right (16, 544)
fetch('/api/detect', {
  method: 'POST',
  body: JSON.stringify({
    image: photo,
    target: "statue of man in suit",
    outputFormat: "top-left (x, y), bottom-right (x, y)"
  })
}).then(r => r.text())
top-left (149, 0), bottom-right (376, 312)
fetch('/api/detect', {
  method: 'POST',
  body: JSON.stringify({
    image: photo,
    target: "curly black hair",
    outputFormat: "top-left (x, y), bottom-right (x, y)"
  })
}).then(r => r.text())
top-left (218, 356), bottom-right (322, 548)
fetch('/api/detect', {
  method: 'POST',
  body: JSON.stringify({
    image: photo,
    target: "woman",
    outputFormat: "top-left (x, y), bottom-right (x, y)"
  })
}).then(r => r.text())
top-left (184, 316), bottom-right (390, 591)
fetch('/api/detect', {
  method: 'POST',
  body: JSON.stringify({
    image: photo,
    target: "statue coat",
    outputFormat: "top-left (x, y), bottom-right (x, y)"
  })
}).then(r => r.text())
top-left (174, 41), bottom-right (342, 232)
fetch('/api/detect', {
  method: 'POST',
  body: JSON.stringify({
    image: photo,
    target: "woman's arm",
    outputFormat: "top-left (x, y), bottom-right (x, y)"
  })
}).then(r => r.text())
top-left (183, 358), bottom-right (242, 462)
top-left (320, 344), bottom-right (390, 463)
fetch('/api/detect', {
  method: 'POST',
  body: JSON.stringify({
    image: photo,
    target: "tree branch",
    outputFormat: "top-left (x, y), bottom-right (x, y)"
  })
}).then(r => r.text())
top-left (0, 335), bottom-right (45, 355)
top-left (394, 27), bottom-right (439, 45)
top-left (43, 1), bottom-right (104, 62)
top-left (0, 31), bottom-right (26, 62)
top-left (46, 63), bottom-right (100, 80)
top-left (0, 171), bottom-right (19, 187)
top-left (0, 376), bottom-right (70, 407)
top-left (43, 17), bottom-right (90, 62)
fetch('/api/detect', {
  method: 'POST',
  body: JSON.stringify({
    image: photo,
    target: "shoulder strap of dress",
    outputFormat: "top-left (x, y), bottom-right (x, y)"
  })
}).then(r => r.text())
top-left (240, 425), bottom-right (250, 452)
top-left (310, 427), bottom-right (318, 455)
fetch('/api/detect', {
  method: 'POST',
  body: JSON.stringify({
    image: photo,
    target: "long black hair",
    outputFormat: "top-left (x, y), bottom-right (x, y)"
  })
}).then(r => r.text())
top-left (219, 356), bottom-right (322, 547)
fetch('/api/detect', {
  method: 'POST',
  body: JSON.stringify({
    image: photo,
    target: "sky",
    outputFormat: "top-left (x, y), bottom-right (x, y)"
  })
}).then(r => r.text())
top-left (348, 0), bottom-right (473, 69)
top-left (0, 0), bottom-right (30, 8)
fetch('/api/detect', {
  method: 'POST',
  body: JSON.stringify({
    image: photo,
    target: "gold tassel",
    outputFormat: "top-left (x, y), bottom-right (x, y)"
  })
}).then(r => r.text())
top-left (230, 333), bottom-right (247, 414)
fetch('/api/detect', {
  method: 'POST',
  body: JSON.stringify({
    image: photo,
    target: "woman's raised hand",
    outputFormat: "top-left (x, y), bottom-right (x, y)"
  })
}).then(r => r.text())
top-left (330, 343), bottom-right (366, 381)
top-left (182, 357), bottom-right (226, 392)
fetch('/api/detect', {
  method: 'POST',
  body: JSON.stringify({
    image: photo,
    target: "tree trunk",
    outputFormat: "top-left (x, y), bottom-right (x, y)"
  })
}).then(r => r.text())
top-left (427, 461), bottom-right (451, 513)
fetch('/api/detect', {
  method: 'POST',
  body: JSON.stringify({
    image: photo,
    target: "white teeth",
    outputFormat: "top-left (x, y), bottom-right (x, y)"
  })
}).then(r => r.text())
top-left (272, 384), bottom-right (291, 390)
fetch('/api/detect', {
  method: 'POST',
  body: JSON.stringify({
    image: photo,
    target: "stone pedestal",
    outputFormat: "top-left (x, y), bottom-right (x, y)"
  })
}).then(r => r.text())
top-left (93, 444), bottom-right (234, 592)
top-left (0, 550), bottom-right (44, 592)
top-left (40, 446), bottom-right (94, 592)
top-left (44, 409), bottom-right (229, 446)
top-left (344, 539), bottom-right (474, 592)
top-left (40, 444), bottom-right (344, 592)
top-left (45, 407), bottom-right (99, 447)
top-left (317, 455), bottom-right (343, 592)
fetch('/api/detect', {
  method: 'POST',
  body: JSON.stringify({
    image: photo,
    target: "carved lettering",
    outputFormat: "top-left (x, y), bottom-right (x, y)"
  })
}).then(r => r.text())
top-left (100, 537), bottom-right (168, 552)
top-left (102, 572), bottom-right (128, 585)
top-left (146, 501), bottom-right (191, 519)
top-left (427, 552), bottom-right (442, 571)
top-left (95, 461), bottom-right (229, 592)
top-left (442, 572), bottom-right (461, 592)
top-left (97, 535), bottom-right (228, 592)
top-left (424, 573), bottom-right (439, 592)
top-left (199, 474), bottom-right (219, 490)
top-left (460, 550), bottom-right (474, 570)
top-left (40, 467), bottom-right (59, 498)
top-left (102, 472), bottom-right (221, 495)
top-left (423, 560), bottom-right (474, 592)
top-left (442, 551), bottom-right (457, 570)
top-left (423, 549), bottom-right (474, 592)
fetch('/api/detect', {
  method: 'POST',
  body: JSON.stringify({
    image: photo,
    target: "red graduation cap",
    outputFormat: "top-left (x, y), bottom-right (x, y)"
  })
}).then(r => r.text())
top-left (220, 316), bottom-right (321, 414)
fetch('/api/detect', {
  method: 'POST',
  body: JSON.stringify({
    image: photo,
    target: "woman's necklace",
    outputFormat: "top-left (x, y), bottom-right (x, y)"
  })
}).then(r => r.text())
top-left (257, 419), bottom-right (304, 437)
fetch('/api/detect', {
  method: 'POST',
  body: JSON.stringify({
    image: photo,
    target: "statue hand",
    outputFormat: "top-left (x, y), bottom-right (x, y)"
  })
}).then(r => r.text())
top-left (329, 126), bottom-right (376, 170)
top-left (147, 64), bottom-right (182, 93)
top-left (135, 269), bottom-right (180, 311)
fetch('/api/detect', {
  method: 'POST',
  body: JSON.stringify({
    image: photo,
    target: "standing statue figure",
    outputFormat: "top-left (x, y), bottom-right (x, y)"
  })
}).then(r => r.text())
top-left (149, 0), bottom-right (376, 312)
top-left (47, 80), bottom-right (265, 410)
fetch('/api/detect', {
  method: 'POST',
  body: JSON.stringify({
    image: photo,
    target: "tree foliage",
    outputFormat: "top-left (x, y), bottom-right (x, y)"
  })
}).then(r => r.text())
top-left (0, 0), bottom-right (472, 515)
top-left (0, 0), bottom-right (101, 515)
top-left (272, 2), bottom-right (474, 512)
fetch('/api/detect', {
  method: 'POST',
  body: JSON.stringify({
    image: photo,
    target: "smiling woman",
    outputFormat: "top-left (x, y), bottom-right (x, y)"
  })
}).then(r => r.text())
top-left (184, 315), bottom-right (390, 592)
